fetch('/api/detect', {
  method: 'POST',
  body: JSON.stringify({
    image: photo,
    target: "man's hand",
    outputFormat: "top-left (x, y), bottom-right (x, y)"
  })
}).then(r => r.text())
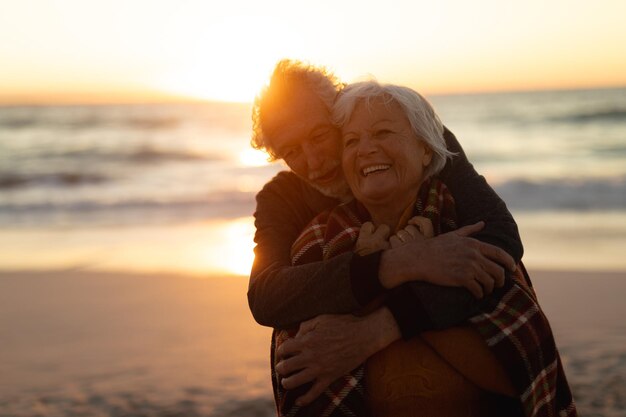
top-left (275, 309), bottom-right (401, 406)
top-left (379, 221), bottom-right (516, 298)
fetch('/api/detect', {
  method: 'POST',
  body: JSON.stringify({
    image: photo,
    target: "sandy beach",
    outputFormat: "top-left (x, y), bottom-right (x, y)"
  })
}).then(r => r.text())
top-left (1, 269), bottom-right (624, 417)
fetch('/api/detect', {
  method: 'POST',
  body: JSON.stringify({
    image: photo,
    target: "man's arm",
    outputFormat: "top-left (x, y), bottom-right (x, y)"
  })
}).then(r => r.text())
top-left (274, 223), bottom-right (518, 406)
top-left (276, 300), bottom-right (515, 407)
top-left (276, 307), bottom-right (401, 406)
top-left (373, 127), bottom-right (523, 340)
top-left (259, 128), bottom-right (524, 404)
top-left (274, 222), bottom-right (518, 405)
top-left (440, 127), bottom-right (523, 262)
top-left (248, 171), bottom-right (362, 328)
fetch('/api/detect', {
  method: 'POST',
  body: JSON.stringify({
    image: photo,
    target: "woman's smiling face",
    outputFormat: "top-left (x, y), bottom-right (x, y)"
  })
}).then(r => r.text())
top-left (341, 96), bottom-right (432, 210)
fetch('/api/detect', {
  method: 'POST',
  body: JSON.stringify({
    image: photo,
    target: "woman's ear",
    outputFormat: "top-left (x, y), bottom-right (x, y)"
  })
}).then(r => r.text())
top-left (422, 146), bottom-right (433, 167)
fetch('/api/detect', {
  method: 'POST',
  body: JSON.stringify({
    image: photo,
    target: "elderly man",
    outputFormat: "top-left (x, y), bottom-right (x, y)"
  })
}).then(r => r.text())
top-left (248, 60), bottom-right (522, 406)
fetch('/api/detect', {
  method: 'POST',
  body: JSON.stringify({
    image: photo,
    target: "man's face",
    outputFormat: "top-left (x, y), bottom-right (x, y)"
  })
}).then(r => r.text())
top-left (264, 89), bottom-right (351, 200)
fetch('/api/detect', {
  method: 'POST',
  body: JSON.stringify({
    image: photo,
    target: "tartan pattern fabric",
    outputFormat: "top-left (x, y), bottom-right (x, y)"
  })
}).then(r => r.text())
top-left (290, 177), bottom-right (458, 266)
top-left (271, 328), bottom-right (368, 417)
top-left (273, 178), bottom-right (456, 417)
top-left (414, 176), bottom-right (458, 235)
top-left (291, 204), bottom-right (363, 266)
top-left (273, 177), bottom-right (576, 417)
top-left (469, 263), bottom-right (577, 417)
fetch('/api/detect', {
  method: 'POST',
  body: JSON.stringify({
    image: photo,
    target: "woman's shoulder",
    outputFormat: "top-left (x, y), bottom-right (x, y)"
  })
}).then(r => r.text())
top-left (416, 177), bottom-right (457, 234)
top-left (322, 199), bottom-right (367, 237)
top-left (290, 200), bottom-right (364, 265)
top-left (299, 199), bottom-right (363, 236)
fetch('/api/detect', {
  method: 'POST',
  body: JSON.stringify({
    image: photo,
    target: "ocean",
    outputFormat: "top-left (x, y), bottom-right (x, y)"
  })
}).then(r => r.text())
top-left (1, 87), bottom-right (625, 273)
top-left (1, 87), bottom-right (626, 417)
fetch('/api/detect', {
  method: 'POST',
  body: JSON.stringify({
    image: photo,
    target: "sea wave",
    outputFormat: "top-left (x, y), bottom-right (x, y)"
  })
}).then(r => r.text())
top-left (591, 144), bottom-right (626, 157)
top-left (494, 177), bottom-right (626, 211)
top-left (0, 102), bottom-right (251, 132)
top-left (43, 147), bottom-right (218, 163)
top-left (0, 191), bottom-right (257, 227)
top-left (0, 113), bottom-right (182, 130)
top-left (0, 172), bottom-right (109, 189)
top-left (2, 176), bottom-right (626, 229)
top-left (547, 108), bottom-right (626, 124)
top-left (0, 149), bottom-right (220, 190)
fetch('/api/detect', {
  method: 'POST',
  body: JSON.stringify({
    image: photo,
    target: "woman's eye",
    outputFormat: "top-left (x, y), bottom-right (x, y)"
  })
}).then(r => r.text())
top-left (375, 129), bottom-right (393, 137)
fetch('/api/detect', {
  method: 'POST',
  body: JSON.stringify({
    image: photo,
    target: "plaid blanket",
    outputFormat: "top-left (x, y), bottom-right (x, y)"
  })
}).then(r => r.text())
top-left (272, 178), bottom-right (576, 417)
top-left (468, 261), bottom-right (577, 417)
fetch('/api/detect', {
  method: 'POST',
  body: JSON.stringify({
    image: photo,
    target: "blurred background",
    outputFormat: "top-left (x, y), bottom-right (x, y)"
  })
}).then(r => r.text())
top-left (1, 1), bottom-right (625, 416)
top-left (1, 0), bottom-right (625, 275)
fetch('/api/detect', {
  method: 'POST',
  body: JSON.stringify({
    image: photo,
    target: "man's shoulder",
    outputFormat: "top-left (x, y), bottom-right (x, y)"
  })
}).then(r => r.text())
top-left (256, 170), bottom-right (306, 202)
top-left (260, 170), bottom-right (301, 190)
top-left (256, 170), bottom-right (338, 212)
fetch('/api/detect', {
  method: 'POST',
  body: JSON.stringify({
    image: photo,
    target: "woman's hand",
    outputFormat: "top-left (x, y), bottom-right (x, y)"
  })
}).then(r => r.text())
top-left (357, 217), bottom-right (433, 254)
top-left (355, 222), bottom-right (390, 255)
top-left (389, 216), bottom-right (433, 248)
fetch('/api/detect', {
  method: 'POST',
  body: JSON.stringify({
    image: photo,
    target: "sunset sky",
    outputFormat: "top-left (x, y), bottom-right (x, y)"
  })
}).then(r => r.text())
top-left (1, 0), bottom-right (625, 103)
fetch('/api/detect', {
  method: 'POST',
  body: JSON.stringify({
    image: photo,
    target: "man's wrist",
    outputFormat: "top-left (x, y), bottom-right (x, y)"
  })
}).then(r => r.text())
top-left (378, 241), bottom-right (428, 289)
top-left (365, 307), bottom-right (402, 352)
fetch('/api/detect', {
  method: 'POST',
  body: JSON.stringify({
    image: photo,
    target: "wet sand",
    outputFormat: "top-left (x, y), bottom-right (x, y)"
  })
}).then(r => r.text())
top-left (1, 269), bottom-right (624, 416)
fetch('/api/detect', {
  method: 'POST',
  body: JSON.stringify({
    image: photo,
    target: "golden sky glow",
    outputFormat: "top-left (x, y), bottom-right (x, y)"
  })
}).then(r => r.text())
top-left (1, 0), bottom-right (625, 103)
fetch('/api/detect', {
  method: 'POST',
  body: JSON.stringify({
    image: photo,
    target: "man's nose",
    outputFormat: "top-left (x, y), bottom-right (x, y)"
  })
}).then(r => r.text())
top-left (302, 143), bottom-right (324, 170)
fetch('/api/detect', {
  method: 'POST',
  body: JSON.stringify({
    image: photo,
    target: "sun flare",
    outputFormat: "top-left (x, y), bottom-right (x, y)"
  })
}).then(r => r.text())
top-left (211, 218), bottom-right (256, 276)
top-left (153, 15), bottom-right (306, 103)
top-left (239, 148), bottom-right (270, 167)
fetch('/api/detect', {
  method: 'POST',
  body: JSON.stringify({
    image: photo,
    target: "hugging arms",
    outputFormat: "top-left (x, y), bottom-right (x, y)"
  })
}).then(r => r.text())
top-left (245, 61), bottom-right (576, 417)
top-left (247, 59), bottom-right (523, 407)
top-left (249, 128), bottom-right (523, 405)
top-left (249, 127), bottom-right (523, 329)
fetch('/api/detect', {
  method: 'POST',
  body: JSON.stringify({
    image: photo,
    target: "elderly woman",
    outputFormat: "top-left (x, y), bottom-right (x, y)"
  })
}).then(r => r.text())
top-left (272, 81), bottom-right (575, 417)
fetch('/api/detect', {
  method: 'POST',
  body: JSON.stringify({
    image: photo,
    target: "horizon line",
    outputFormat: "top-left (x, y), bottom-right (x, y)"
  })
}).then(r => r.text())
top-left (1, 83), bottom-right (624, 107)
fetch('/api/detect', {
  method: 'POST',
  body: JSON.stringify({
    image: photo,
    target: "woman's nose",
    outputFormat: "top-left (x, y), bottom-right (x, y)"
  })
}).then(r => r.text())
top-left (357, 135), bottom-right (377, 156)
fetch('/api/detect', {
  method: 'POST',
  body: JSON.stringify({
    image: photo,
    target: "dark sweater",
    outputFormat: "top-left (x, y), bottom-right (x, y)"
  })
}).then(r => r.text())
top-left (248, 128), bottom-right (523, 336)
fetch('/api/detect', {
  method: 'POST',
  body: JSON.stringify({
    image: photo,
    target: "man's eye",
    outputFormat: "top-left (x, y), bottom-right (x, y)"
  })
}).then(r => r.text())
top-left (343, 137), bottom-right (358, 148)
top-left (311, 130), bottom-right (330, 142)
top-left (281, 147), bottom-right (298, 160)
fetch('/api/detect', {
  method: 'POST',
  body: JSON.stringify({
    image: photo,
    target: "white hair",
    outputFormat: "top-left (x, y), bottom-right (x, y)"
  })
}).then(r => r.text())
top-left (332, 81), bottom-right (453, 178)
